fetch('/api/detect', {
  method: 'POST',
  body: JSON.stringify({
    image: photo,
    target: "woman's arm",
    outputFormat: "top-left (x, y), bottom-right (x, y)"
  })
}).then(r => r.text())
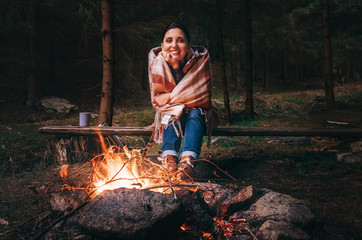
top-left (152, 92), bottom-right (171, 107)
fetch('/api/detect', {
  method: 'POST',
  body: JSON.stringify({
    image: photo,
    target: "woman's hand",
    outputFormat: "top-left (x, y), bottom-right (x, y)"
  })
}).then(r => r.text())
top-left (161, 50), bottom-right (179, 69)
top-left (152, 93), bottom-right (171, 107)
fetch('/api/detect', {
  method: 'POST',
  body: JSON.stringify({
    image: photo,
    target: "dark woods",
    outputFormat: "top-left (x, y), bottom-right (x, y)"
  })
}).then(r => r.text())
top-left (0, 0), bottom-right (361, 111)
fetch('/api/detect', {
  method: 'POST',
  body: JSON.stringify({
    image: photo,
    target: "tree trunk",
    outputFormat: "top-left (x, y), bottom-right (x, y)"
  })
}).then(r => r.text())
top-left (49, 33), bottom-right (56, 86)
top-left (98, 0), bottom-right (115, 126)
top-left (281, 46), bottom-right (288, 88)
top-left (322, 0), bottom-right (335, 110)
top-left (295, 50), bottom-right (298, 88)
top-left (346, 62), bottom-right (351, 81)
top-left (238, 52), bottom-right (244, 90)
top-left (263, 51), bottom-right (269, 89)
top-left (295, 48), bottom-right (301, 88)
top-left (26, 0), bottom-right (36, 107)
top-left (231, 60), bottom-right (236, 89)
top-left (217, 0), bottom-right (231, 124)
top-left (244, 0), bottom-right (253, 119)
top-left (231, 33), bottom-right (238, 89)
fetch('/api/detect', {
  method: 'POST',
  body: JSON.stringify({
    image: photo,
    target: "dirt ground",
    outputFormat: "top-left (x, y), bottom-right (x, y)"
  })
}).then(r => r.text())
top-left (0, 83), bottom-right (362, 239)
top-left (207, 138), bottom-right (362, 240)
top-left (1, 135), bottom-right (361, 240)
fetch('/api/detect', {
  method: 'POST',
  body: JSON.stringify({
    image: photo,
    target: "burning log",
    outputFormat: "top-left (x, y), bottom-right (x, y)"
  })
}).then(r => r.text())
top-left (218, 185), bottom-right (256, 216)
top-left (198, 182), bottom-right (235, 208)
top-left (176, 189), bottom-right (216, 232)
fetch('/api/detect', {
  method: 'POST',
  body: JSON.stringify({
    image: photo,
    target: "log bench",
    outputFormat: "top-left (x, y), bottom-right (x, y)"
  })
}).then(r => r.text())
top-left (39, 126), bottom-right (362, 138)
top-left (39, 126), bottom-right (362, 165)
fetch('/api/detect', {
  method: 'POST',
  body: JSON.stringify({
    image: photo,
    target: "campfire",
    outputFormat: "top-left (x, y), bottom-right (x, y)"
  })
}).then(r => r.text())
top-left (55, 133), bottom-right (253, 239)
top-left (60, 132), bottom-right (199, 200)
top-left (89, 145), bottom-right (156, 197)
top-left (45, 133), bottom-right (315, 240)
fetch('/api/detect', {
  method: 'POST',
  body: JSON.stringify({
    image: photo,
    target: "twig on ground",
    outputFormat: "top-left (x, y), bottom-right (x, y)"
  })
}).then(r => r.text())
top-left (141, 183), bottom-right (198, 191)
top-left (195, 158), bottom-right (237, 181)
top-left (142, 156), bottom-right (178, 199)
top-left (62, 161), bottom-right (92, 180)
top-left (29, 190), bottom-right (95, 240)
top-left (0, 210), bottom-right (49, 238)
top-left (245, 226), bottom-right (258, 240)
top-left (0, 195), bottom-right (38, 205)
top-left (330, 162), bottom-right (362, 174)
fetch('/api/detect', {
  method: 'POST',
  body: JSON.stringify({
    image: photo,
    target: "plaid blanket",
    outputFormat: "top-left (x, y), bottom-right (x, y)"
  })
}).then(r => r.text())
top-left (148, 46), bottom-right (218, 144)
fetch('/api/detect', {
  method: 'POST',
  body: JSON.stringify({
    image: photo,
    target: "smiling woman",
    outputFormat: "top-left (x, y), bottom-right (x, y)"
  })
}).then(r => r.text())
top-left (148, 22), bottom-right (219, 180)
top-left (161, 26), bottom-right (190, 70)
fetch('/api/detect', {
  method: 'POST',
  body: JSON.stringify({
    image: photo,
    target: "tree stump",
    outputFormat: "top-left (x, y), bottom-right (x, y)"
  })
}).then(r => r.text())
top-left (49, 136), bottom-right (101, 165)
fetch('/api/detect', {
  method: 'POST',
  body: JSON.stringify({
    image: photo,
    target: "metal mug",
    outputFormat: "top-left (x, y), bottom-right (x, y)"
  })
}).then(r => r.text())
top-left (79, 112), bottom-right (91, 127)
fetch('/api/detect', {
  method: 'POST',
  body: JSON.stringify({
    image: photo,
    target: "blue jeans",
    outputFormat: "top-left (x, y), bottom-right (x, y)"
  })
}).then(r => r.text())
top-left (161, 108), bottom-right (206, 161)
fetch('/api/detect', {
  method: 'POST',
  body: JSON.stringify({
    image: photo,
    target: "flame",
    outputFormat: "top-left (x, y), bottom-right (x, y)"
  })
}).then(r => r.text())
top-left (91, 145), bottom-right (151, 196)
top-left (87, 130), bottom-right (167, 198)
top-left (59, 130), bottom-right (177, 199)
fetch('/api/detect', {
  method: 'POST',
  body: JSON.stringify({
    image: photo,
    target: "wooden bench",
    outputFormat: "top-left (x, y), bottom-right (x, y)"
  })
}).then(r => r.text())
top-left (39, 125), bottom-right (362, 165)
top-left (39, 126), bottom-right (362, 138)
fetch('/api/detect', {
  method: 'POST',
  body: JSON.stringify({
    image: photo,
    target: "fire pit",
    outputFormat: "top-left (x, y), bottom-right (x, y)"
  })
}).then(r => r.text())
top-left (34, 134), bottom-right (318, 240)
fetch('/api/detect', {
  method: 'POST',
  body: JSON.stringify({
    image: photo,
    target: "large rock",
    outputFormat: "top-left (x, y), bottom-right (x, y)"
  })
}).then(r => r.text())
top-left (50, 190), bottom-right (88, 212)
top-left (78, 188), bottom-right (184, 240)
top-left (337, 152), bottom-right (362, 163)
top-left (256, 220), bottom-right (310, 240)
top-left (336, 141), bottom-right (362, 163)
top-left (350, 141), bottom-right (362, 153)
top-left (35, 96), bottom-right (78, 114)
top-left (232, 190), bottom-right (315, 226)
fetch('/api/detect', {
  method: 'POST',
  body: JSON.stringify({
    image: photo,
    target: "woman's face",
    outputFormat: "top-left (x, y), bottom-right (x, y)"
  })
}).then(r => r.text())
top-left (162, 28), bottom-right (190, 62)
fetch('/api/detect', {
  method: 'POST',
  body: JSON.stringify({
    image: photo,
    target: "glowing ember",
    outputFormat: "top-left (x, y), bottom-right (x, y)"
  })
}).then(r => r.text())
top-left (180, 223), bottom-right (191, 231)
top-left (213, 217), bottom-right (248, 238)
top-left (202, 232), bottom-right (212, 239)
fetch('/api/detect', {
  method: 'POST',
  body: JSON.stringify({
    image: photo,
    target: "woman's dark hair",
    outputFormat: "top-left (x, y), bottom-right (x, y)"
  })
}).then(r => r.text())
top-left (161, 22), bottom-right (190, 43)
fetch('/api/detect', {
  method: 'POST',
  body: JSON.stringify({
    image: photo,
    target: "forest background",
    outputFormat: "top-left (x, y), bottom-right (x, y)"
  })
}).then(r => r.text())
top-left (1, 0), bottom-right (361, 115)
